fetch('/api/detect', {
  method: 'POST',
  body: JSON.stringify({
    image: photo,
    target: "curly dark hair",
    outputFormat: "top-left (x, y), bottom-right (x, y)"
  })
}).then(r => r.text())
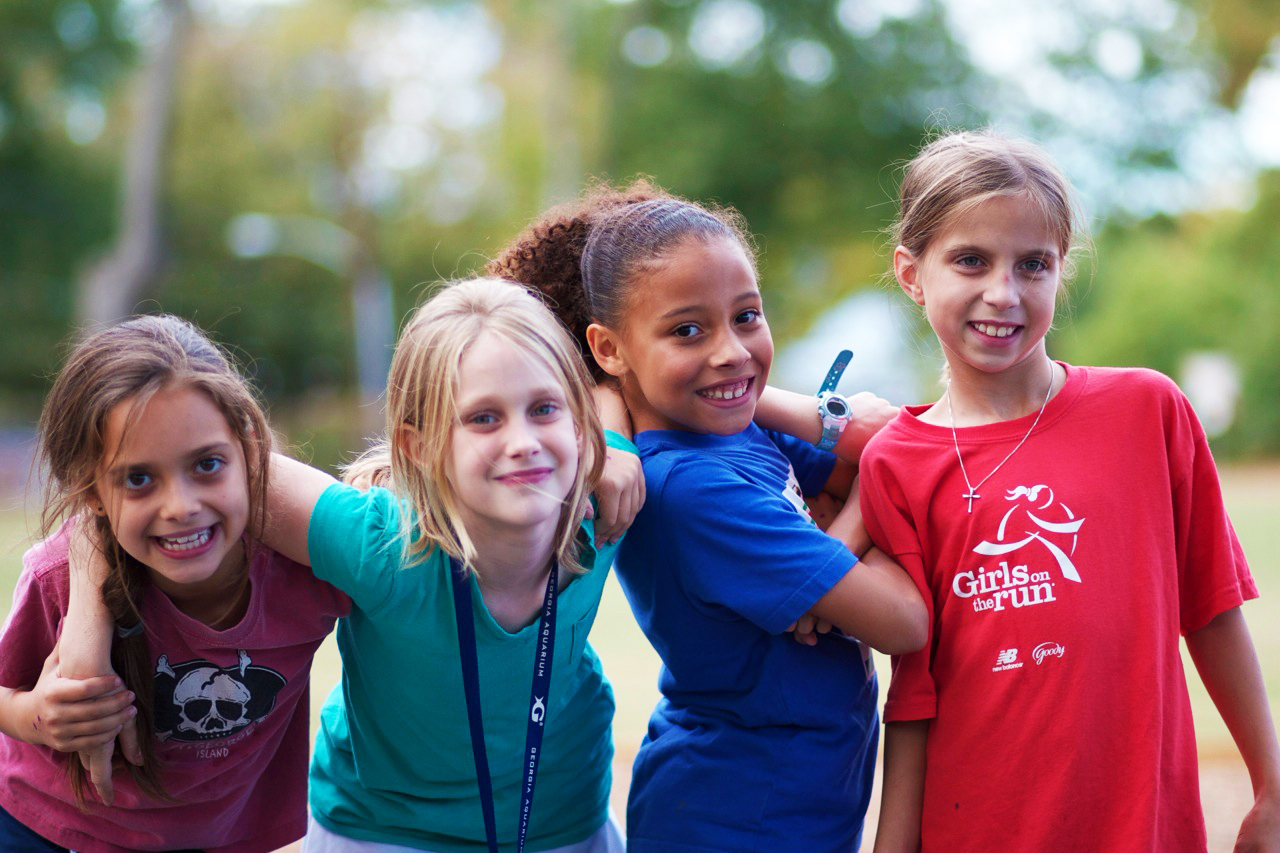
top-left (486, 178), bottom-right (671, 381)
top-left (489, 178), bottom-right (757, 386)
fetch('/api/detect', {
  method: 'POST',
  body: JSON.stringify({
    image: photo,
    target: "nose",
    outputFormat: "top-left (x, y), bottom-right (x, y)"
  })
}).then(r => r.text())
top-left (983, 269), bottom-right (1021, 310)
top-left (502, 416), bottom-right (542, 458)
top-left (710, 329), bottom-right (751, 369)
top-left (159, 479), bottom-right (201, 520)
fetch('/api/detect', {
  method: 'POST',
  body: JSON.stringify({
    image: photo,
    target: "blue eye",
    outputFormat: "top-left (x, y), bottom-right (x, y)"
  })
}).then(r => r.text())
top-left (1023, 257), bottom-right (1050, 274)
top-left (531, 401), bottom-right (560, 418)
top-left (467, 412), bottom-right (497, 427)
top-left (956, 255), bottom-right (983, 268)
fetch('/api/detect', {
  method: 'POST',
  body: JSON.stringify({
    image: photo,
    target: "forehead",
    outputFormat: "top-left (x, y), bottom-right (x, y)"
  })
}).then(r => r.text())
top-left (101, 384), bottom-right (238, 466)
top-left (454, 332), bottom-right (565, 398)
top-left (932, 193), bottom-right (1063, 253)
top-left (628, 236), bottom-right (758, 307)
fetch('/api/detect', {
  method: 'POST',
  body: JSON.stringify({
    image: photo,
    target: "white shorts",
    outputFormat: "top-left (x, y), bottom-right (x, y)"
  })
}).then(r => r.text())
top-left (302, 811), bottom-right (625, 853)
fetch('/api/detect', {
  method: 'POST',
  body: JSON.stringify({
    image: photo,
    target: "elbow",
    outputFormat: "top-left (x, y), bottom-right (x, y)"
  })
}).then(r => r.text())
top-left (874, 598), bottom-right (929, 656)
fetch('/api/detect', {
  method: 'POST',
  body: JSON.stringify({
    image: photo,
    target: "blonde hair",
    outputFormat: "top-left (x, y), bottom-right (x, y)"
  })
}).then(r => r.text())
top-left (891, 129), bottom-right (1087, 281)
top-left (37, 314), bottom-right (274, 804)
top-left (347, 277), bottom-right (605, 577)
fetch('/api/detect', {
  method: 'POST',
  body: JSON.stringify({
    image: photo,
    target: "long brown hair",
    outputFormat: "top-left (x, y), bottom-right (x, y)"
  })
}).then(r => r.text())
top-left (37, 314), bottom-right (274, 804)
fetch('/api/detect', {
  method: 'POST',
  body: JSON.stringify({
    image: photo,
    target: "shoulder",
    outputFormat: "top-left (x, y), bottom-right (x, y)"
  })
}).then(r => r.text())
top-left (19, 523), bottom-right (74, 600)
top-left (1077, 364), bottom-right (1179, 395)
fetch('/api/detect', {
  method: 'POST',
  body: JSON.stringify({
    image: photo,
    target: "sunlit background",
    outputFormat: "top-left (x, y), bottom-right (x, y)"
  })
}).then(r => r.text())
top-left (1, 0), bottom-right (1277, 848)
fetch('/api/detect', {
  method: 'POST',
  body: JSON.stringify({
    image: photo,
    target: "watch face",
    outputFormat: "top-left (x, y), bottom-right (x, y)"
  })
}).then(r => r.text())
top-left (824, 396), bottom-right (849, 418)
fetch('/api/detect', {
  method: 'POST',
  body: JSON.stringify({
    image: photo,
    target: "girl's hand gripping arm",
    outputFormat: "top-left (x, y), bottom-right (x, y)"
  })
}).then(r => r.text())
top-left (1185, 607), bottom-right (1280, 852)
top-left (588, 382), bottom-right (645, 547)
top-left (807, 477), bottom-right (928, 654)
top-left (873, 719), bottom-right (929, 853)
top-left (61, 519), bottom-right (143, 804)
top-left (0, 645), bottom-right (137, 754)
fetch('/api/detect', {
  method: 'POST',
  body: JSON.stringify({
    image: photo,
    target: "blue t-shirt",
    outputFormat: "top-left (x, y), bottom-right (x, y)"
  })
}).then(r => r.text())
top-left (306, 484), bottom-right (619, 852)
top-left (619, 426), bottom-right (879, 853)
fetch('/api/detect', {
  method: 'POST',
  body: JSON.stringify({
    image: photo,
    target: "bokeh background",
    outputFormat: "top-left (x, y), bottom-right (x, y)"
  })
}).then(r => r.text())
top-left (1, 0), bottom-right (1277, 849)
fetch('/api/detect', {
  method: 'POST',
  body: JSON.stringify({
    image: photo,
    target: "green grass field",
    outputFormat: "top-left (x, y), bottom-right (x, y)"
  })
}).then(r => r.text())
top-left (1, 465), bottom-right (1276, 850)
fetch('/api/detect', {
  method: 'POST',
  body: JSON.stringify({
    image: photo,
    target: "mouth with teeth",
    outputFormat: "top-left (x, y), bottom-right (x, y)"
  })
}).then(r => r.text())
top-left (971, 321), bottom-right (1020, 339)
top-left (697, 378), bottom-right (753, 402)
top-left (154, 526), bottom-right (216, 556)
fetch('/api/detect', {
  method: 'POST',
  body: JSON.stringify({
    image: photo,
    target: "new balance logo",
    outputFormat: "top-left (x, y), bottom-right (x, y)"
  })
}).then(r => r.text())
top-left (992, 648), bottom-right (1023, 672)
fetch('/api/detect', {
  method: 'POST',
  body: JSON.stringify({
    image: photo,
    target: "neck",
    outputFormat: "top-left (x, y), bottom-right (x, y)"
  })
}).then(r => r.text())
top-left (152, 543), bottom-right (251, 630)
top-left (468, 526), bottom-right (560, 633)
top-left (941, 355), bottom-right (1059, 428)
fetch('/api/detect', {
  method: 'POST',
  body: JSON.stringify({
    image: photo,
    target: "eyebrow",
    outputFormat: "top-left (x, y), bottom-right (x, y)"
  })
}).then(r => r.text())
top-left (945, 242), bottom-right (1060, 258)
top-left (103, 442), bottom-right (235, 479)
top-left (658, 291), bottom-right (761, 321)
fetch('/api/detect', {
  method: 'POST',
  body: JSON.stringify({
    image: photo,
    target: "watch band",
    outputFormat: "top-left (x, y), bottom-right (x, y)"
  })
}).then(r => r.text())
top-left (816, 350), bottom-right (853, 451)
top-left (818, 349), bottom-right (853, 394)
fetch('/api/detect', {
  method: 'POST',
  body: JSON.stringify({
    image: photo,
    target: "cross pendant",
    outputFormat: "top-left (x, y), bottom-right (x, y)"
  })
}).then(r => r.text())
top-left (962, 488), bottom-right (980, 513)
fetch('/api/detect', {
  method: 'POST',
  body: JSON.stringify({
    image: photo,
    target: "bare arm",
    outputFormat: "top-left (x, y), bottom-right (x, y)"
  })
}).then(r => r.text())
top-left (873, 719), bottom-right (928, 853)
top-left (1185, 607), bottom-right (1280, 851)
top-left (589, 382), bottom-right (645, 546)
top-left (809, 546), bottom-right (926, 654)
top-left (62, 519), bottom-right (141, 803)
top-left (800, 473), bottom-right (927, 653)
top-left (260, 452), bottom-right (340, 566)
top-left (754, 386), bottom-right (898, 464)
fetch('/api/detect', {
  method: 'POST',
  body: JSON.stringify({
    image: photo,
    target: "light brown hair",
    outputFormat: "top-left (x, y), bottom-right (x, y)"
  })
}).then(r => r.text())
top-left (37, 314), bottom-right (273, 803)
top-left (891, 129), bottom-right (1087, 282)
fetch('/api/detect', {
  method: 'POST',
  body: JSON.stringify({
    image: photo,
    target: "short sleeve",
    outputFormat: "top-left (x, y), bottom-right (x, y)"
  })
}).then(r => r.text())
top-left (860, 444), bottom-right (937, 722)
top-left (604, 430), bottom-right (638, 455)
top-left (1165, 386), bottom-right (1256, 633)
top-left (769, 430), bottom-right (837, 497)
top-left (655, 456), bottom-right (854, 633)
top-left (307, 484), bottom-right (405, 614)
top-left (0, 544), bottom-right (68, 690)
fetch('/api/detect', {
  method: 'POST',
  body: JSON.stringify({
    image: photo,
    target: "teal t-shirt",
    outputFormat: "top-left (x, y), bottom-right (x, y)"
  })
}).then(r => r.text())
top-left (306, 483), bottom-right (620, 851)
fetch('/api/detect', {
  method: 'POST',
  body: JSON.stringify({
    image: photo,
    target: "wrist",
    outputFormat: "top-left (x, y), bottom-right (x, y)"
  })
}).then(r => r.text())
top-left (816, 392), bottom-right (851, 451)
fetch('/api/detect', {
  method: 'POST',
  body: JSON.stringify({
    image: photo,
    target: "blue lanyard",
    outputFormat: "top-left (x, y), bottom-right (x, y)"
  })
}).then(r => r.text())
top-left (451, 558), bottom-right (558, 853)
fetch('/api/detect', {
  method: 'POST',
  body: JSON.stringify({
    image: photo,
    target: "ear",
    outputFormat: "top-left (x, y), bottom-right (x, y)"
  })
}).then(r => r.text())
top-left (394, 422), bottom-right (427, 468)
top-left (894, 245), bottom-right (926, 307)
top-left (585, 323), bottom-right (628, 380)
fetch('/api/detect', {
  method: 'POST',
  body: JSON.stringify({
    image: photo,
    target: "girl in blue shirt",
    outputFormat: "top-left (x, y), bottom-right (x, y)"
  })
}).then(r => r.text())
top-left (490, 182), bottom-right (928, 852)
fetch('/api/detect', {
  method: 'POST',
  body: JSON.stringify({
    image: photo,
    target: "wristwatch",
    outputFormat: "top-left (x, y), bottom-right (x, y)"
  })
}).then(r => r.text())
top-left (816, 349), bottom-right (853, 451)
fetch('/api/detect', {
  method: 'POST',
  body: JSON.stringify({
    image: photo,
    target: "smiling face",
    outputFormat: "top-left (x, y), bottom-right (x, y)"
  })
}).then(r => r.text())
top-left (445, 331), bottom-right (580, 544)
top-left (598, 236), bottom-right (772, 436)
top-left (94, 383), bottom-right (250, 607)
top-left (895, 193), bottom-right (1063, 388)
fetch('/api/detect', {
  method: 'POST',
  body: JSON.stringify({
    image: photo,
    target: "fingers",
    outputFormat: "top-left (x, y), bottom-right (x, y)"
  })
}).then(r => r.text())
top-left (118, 717), bottom-right (144, 766)
top-left (82, 743), bottom-right (116, 806)
top-left (49, 673), bottom-right (129, 704)
top-left (44, 702), bottom-right (136, 753)
top-left (789, 614), bottom-right (820, 646)
top-left (593, 452), bottom-right (645, 546)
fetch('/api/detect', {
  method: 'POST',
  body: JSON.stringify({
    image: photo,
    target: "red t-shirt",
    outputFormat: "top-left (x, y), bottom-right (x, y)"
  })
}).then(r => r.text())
top-left (0, 523), bottom-right (349, 853)
top-left (860, 364), bottom-right (1256, 853)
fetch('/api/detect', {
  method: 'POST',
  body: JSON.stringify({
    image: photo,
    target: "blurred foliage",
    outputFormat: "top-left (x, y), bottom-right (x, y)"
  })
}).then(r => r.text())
top-left (1056, 169), bottom-right (1280, 455)
top-left (1, 0), bottom-right (1278, 460)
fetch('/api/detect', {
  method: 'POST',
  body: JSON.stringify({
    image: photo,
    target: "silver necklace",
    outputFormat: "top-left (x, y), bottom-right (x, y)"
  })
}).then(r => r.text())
top-left (947, 364), bottom-right (1055, 514)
